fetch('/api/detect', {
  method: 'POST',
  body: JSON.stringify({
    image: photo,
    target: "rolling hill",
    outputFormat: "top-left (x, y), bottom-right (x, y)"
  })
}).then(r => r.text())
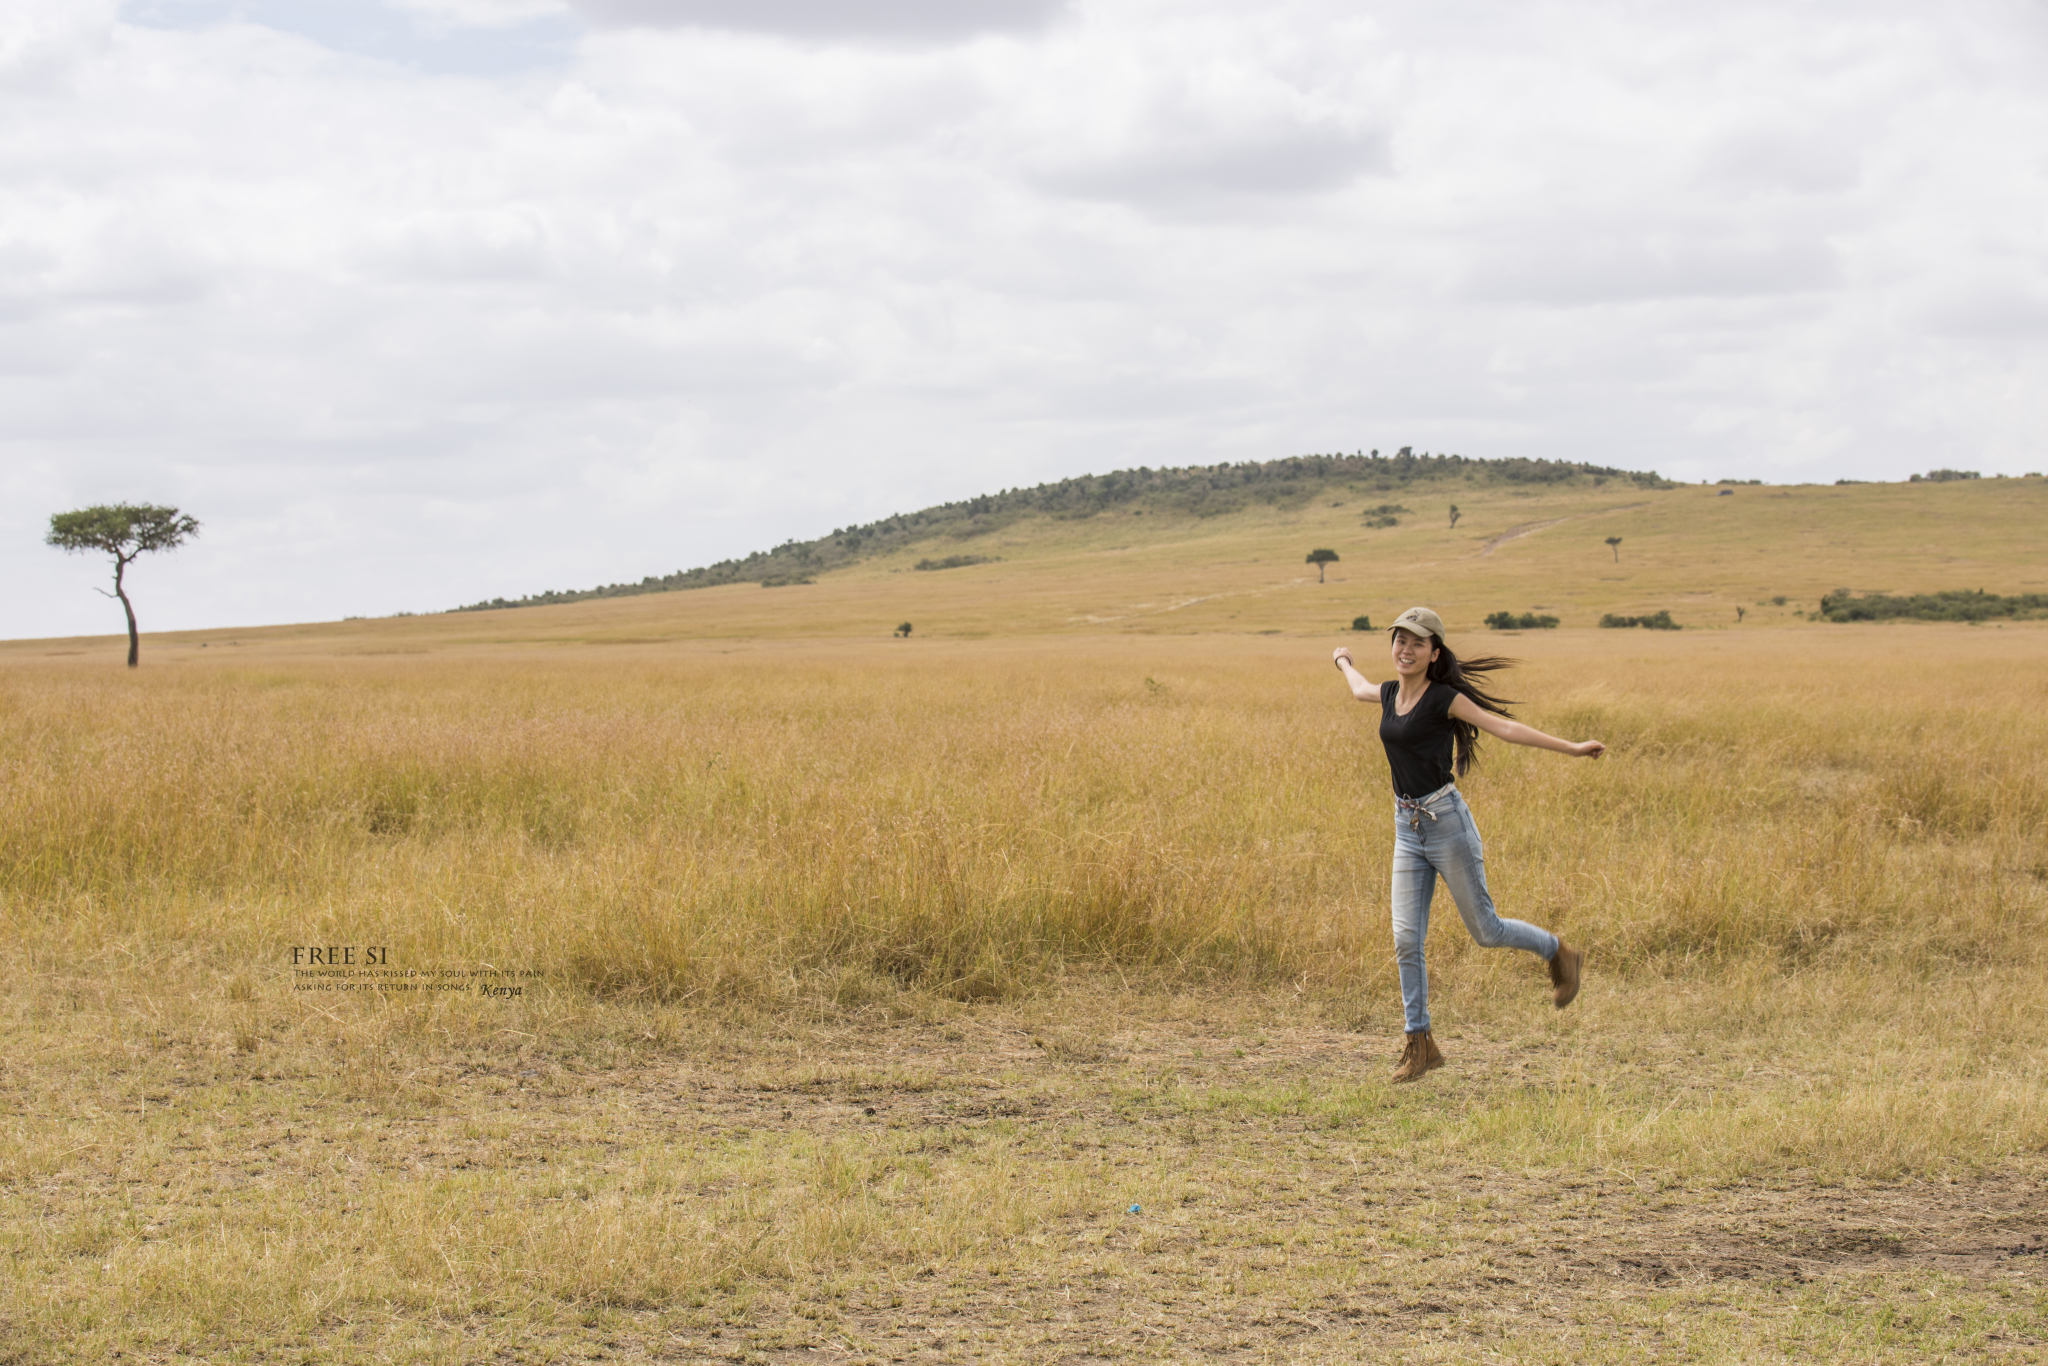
top-left (11, 458), bottom-right (2047, 658)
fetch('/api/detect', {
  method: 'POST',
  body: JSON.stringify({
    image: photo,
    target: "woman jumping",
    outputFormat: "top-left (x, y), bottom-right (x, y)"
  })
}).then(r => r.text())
top-left (1334, 607), bottom-right (1604, 1083)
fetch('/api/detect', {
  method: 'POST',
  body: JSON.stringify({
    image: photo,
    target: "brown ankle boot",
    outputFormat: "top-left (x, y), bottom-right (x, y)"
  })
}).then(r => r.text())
top-left (1391, 1029), bottom-right (1445, 1083)
top-left (1549, 942), bottom-right (1584, 1009)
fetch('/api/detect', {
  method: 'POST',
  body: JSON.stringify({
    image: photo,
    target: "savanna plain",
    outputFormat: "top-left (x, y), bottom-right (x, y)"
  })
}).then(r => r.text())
top-left (5, 473), bottom-right (2047, 1364)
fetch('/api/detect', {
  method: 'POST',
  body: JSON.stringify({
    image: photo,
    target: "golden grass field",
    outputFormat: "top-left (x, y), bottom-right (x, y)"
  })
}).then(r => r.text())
top-left (4, 473), bottom-right (2046, 1363)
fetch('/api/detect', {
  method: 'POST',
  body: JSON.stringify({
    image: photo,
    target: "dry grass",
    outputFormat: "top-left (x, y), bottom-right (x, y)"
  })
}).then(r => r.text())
top-left (3, 626), bottom-right (2046, 1361)
top-left (6, 629), bottom-right (2044, 997)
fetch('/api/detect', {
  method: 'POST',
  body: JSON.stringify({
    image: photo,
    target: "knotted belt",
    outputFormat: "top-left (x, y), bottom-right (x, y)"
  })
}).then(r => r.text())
top-left (1396, 782), bottom-right (1457, 831)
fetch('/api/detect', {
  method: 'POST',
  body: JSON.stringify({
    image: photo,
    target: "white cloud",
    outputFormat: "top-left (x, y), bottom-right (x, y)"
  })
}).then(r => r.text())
top-left (4, 0), bottom-right (2048, 639)
top-left (0, 0), bottom-right (116, 92)
top-left (389, 0), bottom-right (572, 27)
top-left (568, 0), bottom-right (1068, 42)
top-left (124, 0), bottom-right (582, 74)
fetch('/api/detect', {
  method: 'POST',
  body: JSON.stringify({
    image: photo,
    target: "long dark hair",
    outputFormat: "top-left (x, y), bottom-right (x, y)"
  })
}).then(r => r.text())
top-left (1424, 637), bottom-right (1517, 776)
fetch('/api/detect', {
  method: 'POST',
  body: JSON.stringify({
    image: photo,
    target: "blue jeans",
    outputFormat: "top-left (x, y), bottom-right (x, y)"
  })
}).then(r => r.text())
top-left (1391, 783), bottom-right (1559, 1034)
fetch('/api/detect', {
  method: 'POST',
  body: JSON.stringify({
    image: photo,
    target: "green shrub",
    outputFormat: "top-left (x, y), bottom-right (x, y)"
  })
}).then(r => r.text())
top-left (1484, 611), bottom-right (1560, 630)
top-left (1350, 615), bottom-right (1373, 631)
top-left (1359, 502), bottom-right (1410, 529)
top-left (1818, 589), bottom-right (2048, 623)
top-left (1599, 611), bottom-right (1679, 630)
top-left (914, 554), bottom-right (1000, 572)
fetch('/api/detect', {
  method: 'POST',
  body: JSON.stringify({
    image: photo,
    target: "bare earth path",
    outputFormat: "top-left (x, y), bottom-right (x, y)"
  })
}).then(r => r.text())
top-left (1477, 518), bottom-right (1571, 556)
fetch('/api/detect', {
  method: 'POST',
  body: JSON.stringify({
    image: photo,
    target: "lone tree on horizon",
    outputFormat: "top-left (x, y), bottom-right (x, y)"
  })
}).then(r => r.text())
top-left (1306, 548), bottom-right (1339, 583)
top-left (46, 503), bottom-right (200, 668)
top-left (1605, 536), bottom-right (1623, 563)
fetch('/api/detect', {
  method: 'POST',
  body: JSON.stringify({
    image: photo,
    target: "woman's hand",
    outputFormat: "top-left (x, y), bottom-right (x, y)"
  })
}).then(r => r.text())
top-left (1574, 739), bottom-right (1606, 759)
top-left (1332, 646), bottom-right (1377, 700)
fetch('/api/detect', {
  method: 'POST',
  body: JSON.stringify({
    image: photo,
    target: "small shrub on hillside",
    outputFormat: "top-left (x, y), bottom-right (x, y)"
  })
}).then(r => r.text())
top-left (1911, 469), bottom-right (1981, 483)
top-left (1360, 502), bottom-right (1410, 529)
top-left (914, 554), bottom-right (1000, 571)
top-left (1350, 615), bottom-right (1373, 631)
top-left (1600, 610), bottom-right (1679, 630)
top-left (1484, 611), bottom-right (1560, 630)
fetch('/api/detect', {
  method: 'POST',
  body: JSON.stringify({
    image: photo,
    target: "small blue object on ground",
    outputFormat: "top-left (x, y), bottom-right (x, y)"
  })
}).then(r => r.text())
top-left (1128, 1204), bottom-right (1141, 1214)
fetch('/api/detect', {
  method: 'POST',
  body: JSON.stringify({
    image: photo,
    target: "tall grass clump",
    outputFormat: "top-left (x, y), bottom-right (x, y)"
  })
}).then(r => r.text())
top-left (2, 632), bottom-right (2043, 1003)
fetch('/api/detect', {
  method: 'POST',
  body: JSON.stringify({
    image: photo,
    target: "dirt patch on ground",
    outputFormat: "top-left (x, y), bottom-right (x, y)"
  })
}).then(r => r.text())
top-left (1557, 1177), bottom-right (2048, 1287)
top-left (424, 1012), bottom-right (2046, 1361)
top-left (10, 997), bottom-right (2045, 1363)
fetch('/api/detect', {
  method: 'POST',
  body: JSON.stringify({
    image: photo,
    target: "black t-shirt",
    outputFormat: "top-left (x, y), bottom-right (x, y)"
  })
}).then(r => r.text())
top-left (1378, 680), bottom-right (1458, 798)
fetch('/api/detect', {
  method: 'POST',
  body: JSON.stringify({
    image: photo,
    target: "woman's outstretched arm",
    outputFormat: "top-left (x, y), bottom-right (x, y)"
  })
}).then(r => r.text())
top-left (1332, 647), bottom-right (1380, 702)
top-left (1448, 692), bottom-right (1604, 758)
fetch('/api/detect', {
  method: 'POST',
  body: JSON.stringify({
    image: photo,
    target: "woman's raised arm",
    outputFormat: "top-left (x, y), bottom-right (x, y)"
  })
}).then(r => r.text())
top-left (1332, 647), bottom-right (1381, 703)
top-left (1448, 692), bottom-right (1604, 758)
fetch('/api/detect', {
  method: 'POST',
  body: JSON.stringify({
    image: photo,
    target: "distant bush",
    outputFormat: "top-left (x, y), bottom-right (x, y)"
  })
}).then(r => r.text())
top-left (1485, 611), bottom-right (1560, 630)
top-left (1360, 502), bottom-right (1411, 529)
top-left (1599, 611), bottom-right (1679, 630)
top-left (1911, 469), bottom-right (1980, 483)
top-left (915, 554), bottom-right (999, 571)
top-left (760, 575), bottom-right (815, 587)
top-left (1818, 589), bottom-right (2048, 623)
top-left (1351, 615), bottom-right (1373, 631)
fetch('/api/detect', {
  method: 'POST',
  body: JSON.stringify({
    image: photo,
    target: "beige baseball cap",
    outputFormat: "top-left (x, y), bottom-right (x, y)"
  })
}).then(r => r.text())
top-left (1389, 606), bottom-right (1445, 641)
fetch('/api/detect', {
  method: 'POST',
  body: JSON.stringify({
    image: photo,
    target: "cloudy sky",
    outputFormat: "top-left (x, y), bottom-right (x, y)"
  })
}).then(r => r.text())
top-left (5, 0), bottom-right (2046, 637)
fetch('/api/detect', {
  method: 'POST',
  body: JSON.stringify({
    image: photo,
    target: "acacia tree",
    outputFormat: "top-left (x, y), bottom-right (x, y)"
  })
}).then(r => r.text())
top-left (1306, 548), bottom-right (1339, 583)
top-left (1605, 536), bottom-right (1623, 563)
top-left (1448, 504), bottom-right (1461, 530)
top-left (46, 503), bottom-right (200, 668)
